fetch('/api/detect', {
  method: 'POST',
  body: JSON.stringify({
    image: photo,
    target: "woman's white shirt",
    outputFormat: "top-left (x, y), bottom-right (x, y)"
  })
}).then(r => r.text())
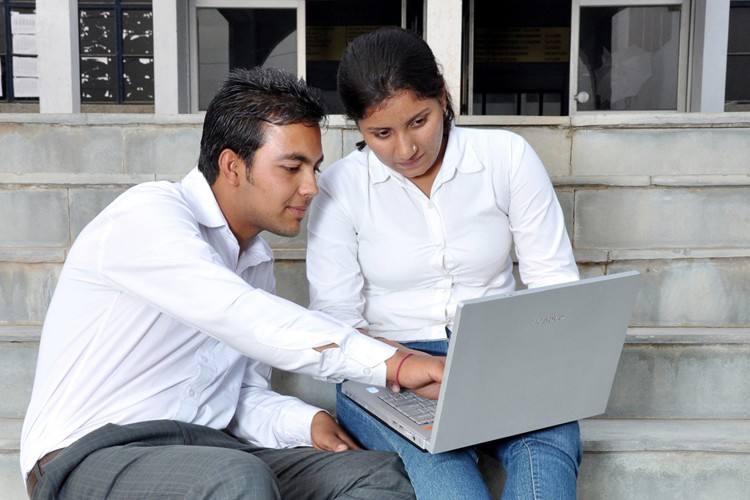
top-left (307, 126), bottom-right (578, 342)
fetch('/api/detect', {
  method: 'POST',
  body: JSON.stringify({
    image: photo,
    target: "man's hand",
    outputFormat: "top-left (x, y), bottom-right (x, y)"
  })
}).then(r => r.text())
top-left (310, 411), bottom-right (362, 452)
top-left (385, 350), bottom-right (445, 398)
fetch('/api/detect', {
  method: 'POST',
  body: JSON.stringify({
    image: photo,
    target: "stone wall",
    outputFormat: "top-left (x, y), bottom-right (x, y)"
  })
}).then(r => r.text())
top-left (1, 112), bottom-right (749, 406)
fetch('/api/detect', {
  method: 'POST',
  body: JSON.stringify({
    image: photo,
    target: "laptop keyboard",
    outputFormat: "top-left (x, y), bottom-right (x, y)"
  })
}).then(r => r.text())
top-left (378, 390), bottom-right (437, 425)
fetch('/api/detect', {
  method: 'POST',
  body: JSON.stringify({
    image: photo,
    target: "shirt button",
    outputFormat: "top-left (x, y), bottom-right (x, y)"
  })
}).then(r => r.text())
top-left (363, 368), bottom-right (372, 375)
top-left (188, 389), bottom-right (196, 397)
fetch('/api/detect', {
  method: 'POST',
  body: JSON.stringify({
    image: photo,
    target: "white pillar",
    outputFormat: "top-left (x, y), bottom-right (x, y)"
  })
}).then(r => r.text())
top-left (153, 0), bottom-right (191, 114)
top-left (690, 0), bottom-right (730, 112)
top-left (36, 0), bottom-right (80, 113)
top-left (424, 0), bottom-right (463, 114)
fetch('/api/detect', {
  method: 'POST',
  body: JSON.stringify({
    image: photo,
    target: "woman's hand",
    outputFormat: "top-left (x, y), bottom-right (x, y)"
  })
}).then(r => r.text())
top-left (310, 411), bottom-right (362, 452)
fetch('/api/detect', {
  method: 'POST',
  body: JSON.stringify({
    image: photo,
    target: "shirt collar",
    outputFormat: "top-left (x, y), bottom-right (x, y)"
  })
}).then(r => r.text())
top-left (182, 167), bottom-right (227, 229)
top-left (181, 167), bottom-right (273, 267)
top-left (366, 125), bottom-right (484, 188)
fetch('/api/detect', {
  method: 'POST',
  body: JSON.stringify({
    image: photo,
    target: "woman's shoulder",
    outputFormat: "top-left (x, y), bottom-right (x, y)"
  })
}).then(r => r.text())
top-left (317, 148), bottom-right (371, 193)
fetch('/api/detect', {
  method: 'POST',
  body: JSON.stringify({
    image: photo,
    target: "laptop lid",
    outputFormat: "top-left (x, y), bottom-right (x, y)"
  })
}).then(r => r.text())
top-left (342, 271), bottom-right (642, 454)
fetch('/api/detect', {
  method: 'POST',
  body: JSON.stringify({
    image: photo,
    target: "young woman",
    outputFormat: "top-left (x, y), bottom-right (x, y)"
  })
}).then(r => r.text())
top-left (307, 27), bottom-right (582, 499)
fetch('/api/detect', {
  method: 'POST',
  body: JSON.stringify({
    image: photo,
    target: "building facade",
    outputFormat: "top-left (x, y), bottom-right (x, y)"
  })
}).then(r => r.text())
top-left (1, 1), bottom-right (750, 498)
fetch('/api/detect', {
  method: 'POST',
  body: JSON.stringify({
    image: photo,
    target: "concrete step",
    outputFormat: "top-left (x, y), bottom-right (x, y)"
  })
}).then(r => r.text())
top-left (607, 327), bottom-right (750, 419)
top-left (2, 417), bottom-right (749, 499)
top-left (4, 327), bottom-right (750, 420)
top-left (578, 418), bottom-right (750, 499)
top-left (0, 418), bottom-right (25, 500)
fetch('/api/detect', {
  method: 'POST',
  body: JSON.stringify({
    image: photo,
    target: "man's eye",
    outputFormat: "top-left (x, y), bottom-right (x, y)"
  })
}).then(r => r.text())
top-left (376, 130), bottom-right (390, 138)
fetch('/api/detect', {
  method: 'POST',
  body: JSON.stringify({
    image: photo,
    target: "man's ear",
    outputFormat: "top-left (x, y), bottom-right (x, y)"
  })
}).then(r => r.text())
top-left (217, 149), bottom-right (242, 187)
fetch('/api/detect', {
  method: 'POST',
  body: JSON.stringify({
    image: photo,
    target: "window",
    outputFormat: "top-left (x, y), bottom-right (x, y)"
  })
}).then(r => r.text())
top-left (462, 0), bottom-right (571, 116)
top-left (570, 0), bottom-right (689, 113)
top-left (725, 1), bottom-right (750, 111)
top-left (79, 0), bottom-right (153, 104)
top-left (190, 0), bottom-right (421, 113)
top-left (193, 1), bottom-right (300, 111)
top-left (306, 0), bottom-right (421, 114)
top-left (0, 0), bottom-right (37, 103)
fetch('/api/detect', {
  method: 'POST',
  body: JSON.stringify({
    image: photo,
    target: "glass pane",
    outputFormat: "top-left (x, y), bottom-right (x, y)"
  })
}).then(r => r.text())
top-left (305, 0), bottom-right (408, 114)
top-left (123, 56), bottom-right (153, 101)
top-left (197, 7), bottom-right (297, 110)
top-left (1, 6), bottom-right (6, 54)
top-left (578, 6), bottom-right (680, 111)
top-left (466, 0), bottom-right (571, 116)
top-left (80, 9), bottom-right (116, 55)
top-left (725, 55), bottom-right (750, 102)
top-left (521, 93), bottom-right (540, 115)
top-left (728, 6), bottom-right (750, 52)
top-left (122, 9), bottom-right (153, 55)
top-left (81, 55), bottom-right (117, 101)
top-left (542, 92), bottom-right (562, 116)
top-left (1, 57), bottom-right (6, 100)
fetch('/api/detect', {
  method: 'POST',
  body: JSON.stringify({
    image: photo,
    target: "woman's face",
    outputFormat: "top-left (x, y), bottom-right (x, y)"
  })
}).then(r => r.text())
top-left (357, 90), bottom-right (447, 184)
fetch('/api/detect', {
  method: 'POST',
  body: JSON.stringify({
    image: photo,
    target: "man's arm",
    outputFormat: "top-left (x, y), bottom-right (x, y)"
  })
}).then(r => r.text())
top-left (316, 340), bottom-right (444, 398)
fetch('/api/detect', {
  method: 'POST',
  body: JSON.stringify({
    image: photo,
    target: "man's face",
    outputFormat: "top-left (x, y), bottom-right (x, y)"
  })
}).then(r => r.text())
top-left (232, 122), bottom-right (323, 242)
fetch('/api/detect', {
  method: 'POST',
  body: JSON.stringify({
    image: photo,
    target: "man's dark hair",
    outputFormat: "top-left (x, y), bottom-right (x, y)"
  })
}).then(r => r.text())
top-left (198, 67), bottom-right (327, 185)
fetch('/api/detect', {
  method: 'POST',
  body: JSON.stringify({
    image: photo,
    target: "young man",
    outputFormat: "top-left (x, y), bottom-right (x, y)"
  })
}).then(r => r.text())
top-left (20, 68), bottom-right (443, 499)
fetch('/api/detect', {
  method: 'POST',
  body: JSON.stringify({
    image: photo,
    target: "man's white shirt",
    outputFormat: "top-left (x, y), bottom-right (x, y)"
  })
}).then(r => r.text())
top-left (20, 167), bottom-right (396, 477)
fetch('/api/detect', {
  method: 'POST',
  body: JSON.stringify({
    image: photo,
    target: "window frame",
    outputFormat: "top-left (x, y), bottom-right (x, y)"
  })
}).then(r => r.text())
top-left (1, 0), bottom-right (37, 103)
top-left (188, 0), bottom-right (305, 113)
top-left (569, 0), bottom-right (690, 114)
top-left (78, 0), bottom-right (154, 105)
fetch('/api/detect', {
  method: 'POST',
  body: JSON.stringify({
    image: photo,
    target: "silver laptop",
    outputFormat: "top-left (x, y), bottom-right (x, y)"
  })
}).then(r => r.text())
top-left (341, 271), bottom-right (642, 454)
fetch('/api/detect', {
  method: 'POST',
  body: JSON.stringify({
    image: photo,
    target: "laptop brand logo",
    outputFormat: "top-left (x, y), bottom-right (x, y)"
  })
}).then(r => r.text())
top-left (534, 315), bottom-right (565, 325)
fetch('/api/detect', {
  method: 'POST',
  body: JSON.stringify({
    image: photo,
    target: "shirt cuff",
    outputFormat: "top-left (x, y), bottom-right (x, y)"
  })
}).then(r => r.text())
top-left (281, 404), bottom-right (326, 447)
top-left (338, 333), bottom-right (396, 385)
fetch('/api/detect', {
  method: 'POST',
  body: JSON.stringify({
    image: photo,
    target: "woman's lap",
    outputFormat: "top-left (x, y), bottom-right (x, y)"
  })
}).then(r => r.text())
top-left (336, 339), bottom-right (582, 500)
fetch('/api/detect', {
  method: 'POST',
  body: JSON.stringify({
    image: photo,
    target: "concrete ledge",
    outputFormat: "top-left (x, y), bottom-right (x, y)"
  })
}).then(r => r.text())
top-left (581, 418), bottom-right (750, 453)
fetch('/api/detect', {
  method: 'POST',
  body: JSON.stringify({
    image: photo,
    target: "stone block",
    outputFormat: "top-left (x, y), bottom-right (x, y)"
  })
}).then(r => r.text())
top-left (0, 123), bottom-right (122, 175)
top-left (341, 129), bottom-right (363, 160)
top-left (123, 126), bottom-right (201, 176)
top-left (612, 260), bottom-right (750, 327)
top-left (0, 189), bottom-right (69, 247)
top-left (69, 188), bottom-right (129, 239)
top-left (505, 126), bottom-right (572, 178)
top-left (555, 189), bottom-right (575, 239)
top-left (0, 344), bottom-right (37, 418)
top-left (572, 128), bottom-right (750, 177)
top-left (0, 454), bottom-right (26, 500)
top-left (578, 451), bottom-right (750, 500)
top-left (320, 127), bottom-right (343, 170)
top-left (0, 263), bottom-right (60, 325)
top-left (574, 187), bottom-right (750, 250)
top-left (607, 343), bottom-right (750, 418)
top-left (271, 371), bottom-right (336, 414)
top-left (273, 260), bottom-right (309, 307)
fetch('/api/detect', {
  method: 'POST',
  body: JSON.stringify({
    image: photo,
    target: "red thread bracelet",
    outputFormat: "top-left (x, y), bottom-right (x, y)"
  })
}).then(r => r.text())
top-left (395, 352), bottom-right (414, 388)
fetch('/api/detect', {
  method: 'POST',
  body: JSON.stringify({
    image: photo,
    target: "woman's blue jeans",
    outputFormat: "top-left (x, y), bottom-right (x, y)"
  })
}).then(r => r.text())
top-left (336, 339), bottom-right (583, 500)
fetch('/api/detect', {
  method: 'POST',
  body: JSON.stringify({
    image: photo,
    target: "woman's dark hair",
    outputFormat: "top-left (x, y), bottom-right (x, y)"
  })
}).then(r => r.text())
top-left (337, 27), bottom-right (455, 128)
top-left (198, 67), bottom-right (326, 185)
